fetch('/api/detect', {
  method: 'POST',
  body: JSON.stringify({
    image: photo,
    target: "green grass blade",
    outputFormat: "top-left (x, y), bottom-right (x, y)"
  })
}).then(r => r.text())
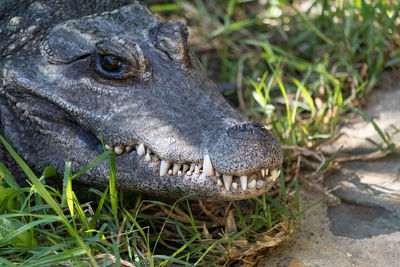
top-left (0, 163), bottom-right (21, 191)
top-left (22, 247), bottom-right (87, 267)
top-left (0, 218), bottom-right (58, 247)
top-left (108, 152), bottom-right (118, 224)
top-left (0, 136), bottom-right (98, 267)
top-left (70, 151), bottom-right (112, 180)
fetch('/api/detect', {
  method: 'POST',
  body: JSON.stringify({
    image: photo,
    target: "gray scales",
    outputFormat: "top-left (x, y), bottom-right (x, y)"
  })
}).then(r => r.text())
top-left (0, 0), bottom-right (282, 200)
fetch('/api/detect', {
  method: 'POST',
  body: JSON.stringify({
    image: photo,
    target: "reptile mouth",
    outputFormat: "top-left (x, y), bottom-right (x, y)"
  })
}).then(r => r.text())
top-left (103, 142), bottom-right (281, 193)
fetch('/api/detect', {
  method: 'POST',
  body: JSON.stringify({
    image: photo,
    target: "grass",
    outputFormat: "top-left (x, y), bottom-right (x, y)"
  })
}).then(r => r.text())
top-left (1, 0), bottom-right (399, 265)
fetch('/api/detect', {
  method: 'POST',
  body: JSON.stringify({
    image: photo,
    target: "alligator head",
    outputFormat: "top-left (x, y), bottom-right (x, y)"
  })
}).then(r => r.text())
top-left (0, 1), bottom-right (282, 200)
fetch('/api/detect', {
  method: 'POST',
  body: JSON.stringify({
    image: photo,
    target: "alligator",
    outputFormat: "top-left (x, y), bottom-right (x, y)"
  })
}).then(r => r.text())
top-left (0, 0), bottom-right (282, 200)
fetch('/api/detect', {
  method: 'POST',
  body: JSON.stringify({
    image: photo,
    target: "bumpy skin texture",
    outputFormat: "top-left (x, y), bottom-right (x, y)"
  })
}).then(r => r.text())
top-left (0, 0), bottom-right (282, 200)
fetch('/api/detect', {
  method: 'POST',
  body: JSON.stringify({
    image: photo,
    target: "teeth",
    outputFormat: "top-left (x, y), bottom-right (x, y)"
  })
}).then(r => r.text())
top-left (248, 180), bottom-right (256, 189)
top-left (182, 164), bottom-right (189, 172)
top-left (114, 146), bottom-right (124, 155)
top-left (159, 160), bottom-right (170, 176)
top-left (172, 163), bottom-right (181, 175)
top-left (222, 175), bottom-right (233, 191)
top-left (194, 164), bottom-right (200, 174)
top-left (189, 163), bottom-right (195, 172)
top-left (137, 143), bottom-right (145, 156)
top-left (145, 153), bottom-right (151, 162)
top-left (101, 143), bottom-right (279, 192)
top-left (269, 169), bottom-right (280, 181)
top-left (203, 155), bottom-right (214, 176)
top-left (240, 176), bottom-right (248, 190)
top-left (261, 168), bottom-right (269, 178)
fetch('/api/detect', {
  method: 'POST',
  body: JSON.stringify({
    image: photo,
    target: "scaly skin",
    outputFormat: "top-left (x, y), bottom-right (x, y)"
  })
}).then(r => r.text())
top-left (0, 0), bottom-right (282, 200)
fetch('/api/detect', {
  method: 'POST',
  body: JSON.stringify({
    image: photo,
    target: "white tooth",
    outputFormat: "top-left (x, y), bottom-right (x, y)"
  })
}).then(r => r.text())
top-left (198, 162), bottom-right (203, 170)
top-left (178, 170), bottom-right (182, 176)
top-left (222, 175), bottom-right (233, 191)
top-left (189, 163), bottom-right (195, 172)
top-left (159, 160), bottom-right (170, 176)
top-left (240, 176), bottom-right (248, 190)
top-left (172, 163), bottom-right (181, 175)
top-left (105, 144), bottom-right (113, 151)
top-left (261, 169), bottom-right (265, 177)
top-left (186, 171), bottom-right (192, 176)
top-left (232, 182), bottom-right (238, 190)
top-left (269, 169), bottom-right (280, 181)
top-left (194, 165), bottom-right (200, 174)
top-left (217, 179), bottom-right (223, 187)
top-left (125, 146), bottom-right (133, 153)
top-left (145, 153), bottom-right (151, 162)
top-left (265, 168), bottom-right (269, 176)
top-left (182, 164), bottom-right (189, 172)
top-left (203, 155), bottom-right (214, 176)
top-left (114, 146), bottom-right (124, 155)
top-left (168, 169), bottom-right (173, 175)
top-left (137, 143), bottom-right (145, 156)
top-left (248, 180), bottom-right (256, 189)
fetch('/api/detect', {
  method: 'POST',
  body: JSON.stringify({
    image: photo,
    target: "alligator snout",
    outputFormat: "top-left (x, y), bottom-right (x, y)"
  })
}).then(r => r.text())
top-left (209, 122), bottom-right (282, 176)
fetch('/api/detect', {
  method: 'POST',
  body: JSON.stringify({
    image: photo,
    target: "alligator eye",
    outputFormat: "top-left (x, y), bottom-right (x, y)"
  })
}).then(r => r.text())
top-left (95, 54), bottom-right (134, 79)
top-left (100, 55), bottom-right (122, 73)
top-left (94, 40), bottom-right (148, 80)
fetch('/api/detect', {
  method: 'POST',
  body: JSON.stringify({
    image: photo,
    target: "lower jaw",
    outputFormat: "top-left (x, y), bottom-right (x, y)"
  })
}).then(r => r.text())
top-left (115, 171), bottom-right (280, 200)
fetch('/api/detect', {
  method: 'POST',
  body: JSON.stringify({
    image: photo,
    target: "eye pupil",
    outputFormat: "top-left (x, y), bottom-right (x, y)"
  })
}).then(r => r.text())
top-left (100, 55), bottom-right (122, 73)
